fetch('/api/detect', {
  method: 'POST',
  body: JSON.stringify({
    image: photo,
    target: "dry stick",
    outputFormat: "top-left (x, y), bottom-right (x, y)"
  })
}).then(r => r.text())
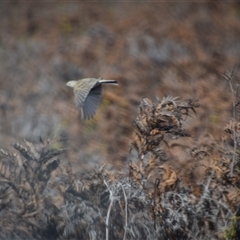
top-left (121, 184), bottom-right (128, 240)
top-left (229, 82), bottom-right (237, 176)
top-left (103, 178), bottom-right (114, 240)
top-left (203, 171), bottom-right (213, 198)
top-left (222, 64), bottom-right (237, 176)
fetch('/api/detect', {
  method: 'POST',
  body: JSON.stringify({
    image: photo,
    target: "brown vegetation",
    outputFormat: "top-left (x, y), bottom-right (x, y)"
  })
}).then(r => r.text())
top-left (1, 2), bottom-right (240, 239)
top-left (1, 91), bottom-right (240, 239)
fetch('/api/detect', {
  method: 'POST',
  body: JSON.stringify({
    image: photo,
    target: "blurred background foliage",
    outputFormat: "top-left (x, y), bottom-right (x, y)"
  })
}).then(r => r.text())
top-left (0, 1), bottom-right (240, 171)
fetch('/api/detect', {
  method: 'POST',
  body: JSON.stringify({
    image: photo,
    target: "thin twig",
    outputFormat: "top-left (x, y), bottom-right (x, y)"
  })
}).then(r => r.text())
top-left (103, 178), bottom-right (114, 240)
top-left (222, 64), bottom-right (237, 176)
top-left (121, 184), bottom-right (128, 240)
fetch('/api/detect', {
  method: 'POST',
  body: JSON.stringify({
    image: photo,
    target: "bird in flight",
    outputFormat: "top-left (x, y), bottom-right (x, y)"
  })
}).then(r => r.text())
top-left (66, 78), bottom-right (118, 120)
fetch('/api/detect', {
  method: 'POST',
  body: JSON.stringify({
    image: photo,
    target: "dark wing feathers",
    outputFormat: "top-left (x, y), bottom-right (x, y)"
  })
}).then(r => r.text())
top-left (73, 78), bottom-right (116, 120)
top-left (81, 84), bottom-right (102, 120)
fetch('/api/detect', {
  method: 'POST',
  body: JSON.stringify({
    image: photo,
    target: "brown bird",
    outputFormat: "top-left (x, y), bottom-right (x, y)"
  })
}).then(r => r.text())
top-left (66, 78), bottom-right (118, 120)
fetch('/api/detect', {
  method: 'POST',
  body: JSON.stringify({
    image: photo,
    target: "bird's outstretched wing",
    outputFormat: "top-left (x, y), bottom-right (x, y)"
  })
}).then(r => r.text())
top-left (80, 84), bottom-right (102, 120)
top-left (74, 85), bottom-right (91, 108)
top-left (73, 78), bottom-right (98, 110)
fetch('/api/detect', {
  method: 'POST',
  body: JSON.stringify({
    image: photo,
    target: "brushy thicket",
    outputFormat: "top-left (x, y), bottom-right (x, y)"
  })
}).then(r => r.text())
top-left (0, 70), bottom-right (240, 240)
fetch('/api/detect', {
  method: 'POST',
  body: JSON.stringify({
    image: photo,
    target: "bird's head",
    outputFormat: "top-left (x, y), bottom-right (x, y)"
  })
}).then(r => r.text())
top-left (66, 80), bottom-right (77, 88)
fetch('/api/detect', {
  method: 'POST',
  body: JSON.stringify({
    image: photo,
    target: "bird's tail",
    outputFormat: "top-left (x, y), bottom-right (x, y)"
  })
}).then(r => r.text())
top-left (99, 79), bottom-right (118, 85)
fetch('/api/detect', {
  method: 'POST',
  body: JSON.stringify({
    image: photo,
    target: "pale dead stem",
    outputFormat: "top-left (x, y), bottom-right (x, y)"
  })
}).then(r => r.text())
top-left (104, 178), bottom-right (129, 240)
top-left (103, 178), bottom-right (114, 240)
top-left (121, 184), bottom-right (128, 240)
top-left (222, 64), bottom-right (239, 176)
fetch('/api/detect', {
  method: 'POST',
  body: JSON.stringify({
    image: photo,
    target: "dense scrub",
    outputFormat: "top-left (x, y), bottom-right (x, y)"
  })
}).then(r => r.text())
top-left (1, 91), bottom-right (240, 239)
